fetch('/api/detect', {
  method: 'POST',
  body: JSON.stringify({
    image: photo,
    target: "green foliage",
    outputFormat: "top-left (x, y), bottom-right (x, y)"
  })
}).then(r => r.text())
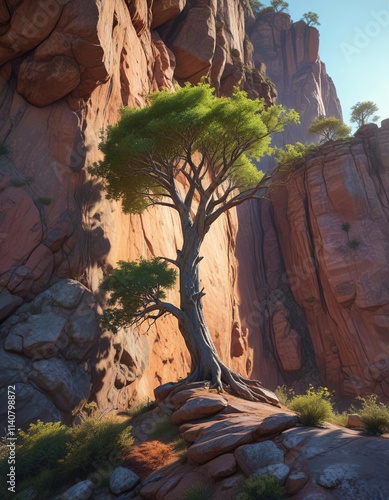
top-left (354, 395), bottom-right (389, 435)
top-left (308, 116), bottom-right (351, 142)
top-left (231, 48), bottom-right (241, 59)
top-left (101, 258), bottom-right (177, 333)
top-left (62, 415), bottom-right (133, 477)
top-left (184, 483), bottom-right (214, 500)
top-left (274, 385), bottom-right (295, 406)
top-left (302, 12), bottom-right (320, 26)
top-left (0, 416), bottom-right (134, 499)
top-left (348, 239), bottom-right (360, 250)
top-left (328, 411), bottom-right (349, 427)
top-left (36, 197), bottom-right (52, 206)
top-left (350, 101), bottom-right (379, 128)
top-left (90, 83), bottom-right (298, 214)
top-left (16, 421), bottom-right (68, 480)
top-left (248, 0), bottom-right (265, 15)
top-left (0, 141), bottom-right (9, 156)
top-left (237, 474), bottom-right (286, 500)
top-left (270, 0), bottom-right (289, 12)
top-left (273, 142), bottom-right (308, 167)
top-left (8, 177), bottom-right (27, 187)
top-left (289, 385), bottom-right (334, 427)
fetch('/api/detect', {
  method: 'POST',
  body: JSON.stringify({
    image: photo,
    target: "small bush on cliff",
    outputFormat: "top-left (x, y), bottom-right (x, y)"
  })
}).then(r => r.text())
top-left (237, 474), bottom-right (286, 500)
top-left (350, 101), bottom-right (379, 128)
top-left (308, 116), bottom-right (351, 142)
top-left (290, 385), bottom-right (334, 427)
top-left (302, 12), bottom-right (320, 26)
top-left (354, 395), bottom-right (389, 435)
top-left (0, 141), bottom-right (8, 156)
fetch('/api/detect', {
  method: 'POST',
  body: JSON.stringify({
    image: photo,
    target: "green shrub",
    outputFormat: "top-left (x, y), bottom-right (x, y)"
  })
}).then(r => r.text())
top-left (328, 411), bottom-right (349, 427)
top-left (62, 415), bottom-right (133, 478)
top-left (8, 177), bottom-right (27, 187)
top-left (0, 142), bottom-right (8, 156)
top-left (36, 197), bottom-right (52, 206)
top-left (355, 395), bottom-right (389, 435)
top-left (348, 239), bottom-right (360, 250)
top-left (237, 474), bottom-right (286, 500)
top-left (274, 385), bottom-right (295, 406)
top-left (0, 416), bottom-right (134, 499)
top-left (184, 482), bottom-right (214, 500)
top-left (289, 385), bottom-right (334, 427)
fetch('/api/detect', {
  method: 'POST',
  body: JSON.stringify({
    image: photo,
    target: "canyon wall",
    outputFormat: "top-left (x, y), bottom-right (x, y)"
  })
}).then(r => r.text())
top-left (249, 12), bottom-right (342, 145)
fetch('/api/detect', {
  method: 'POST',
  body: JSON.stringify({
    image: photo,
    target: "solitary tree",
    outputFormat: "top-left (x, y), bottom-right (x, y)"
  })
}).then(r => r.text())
top-left (270, 0), bottom-right (289, 13)
top-left (350, 101), bottom-right (379, 128)
top-left (91, 84), bottom-right (298, 404)
top-left (302, 12), bottom-right (320, 26)
top-left (308, 116), bottom-right (351, 142)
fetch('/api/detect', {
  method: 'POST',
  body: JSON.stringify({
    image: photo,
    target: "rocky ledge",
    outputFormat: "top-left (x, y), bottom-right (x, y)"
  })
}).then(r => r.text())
top-left (59, 385), bottom-right (389, 499)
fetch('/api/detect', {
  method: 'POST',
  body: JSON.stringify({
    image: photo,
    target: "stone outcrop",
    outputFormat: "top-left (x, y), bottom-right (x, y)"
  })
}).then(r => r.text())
top-left (0, 280), bottom-right (98, 429)
top-left (250, 12), bottom-right (342, 145)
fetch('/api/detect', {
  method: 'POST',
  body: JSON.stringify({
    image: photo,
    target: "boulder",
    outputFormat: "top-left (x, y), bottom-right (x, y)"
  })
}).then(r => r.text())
top-left (205, 453), bottom-right (237, 480)
top-left (285, 471), bottom-right (309, 495)
top-left (234, 441), bottom-right (284, 477)
top-left (61, 480), bottom-right (94, 500)
top-left (171, 394), bottom-right (228, 424)
top-left (109, 467), bottom-right (140, 495)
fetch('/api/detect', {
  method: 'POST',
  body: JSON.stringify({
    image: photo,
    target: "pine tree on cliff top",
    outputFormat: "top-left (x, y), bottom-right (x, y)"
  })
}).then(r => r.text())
top-left (91, 83), bottom-right (298, 404)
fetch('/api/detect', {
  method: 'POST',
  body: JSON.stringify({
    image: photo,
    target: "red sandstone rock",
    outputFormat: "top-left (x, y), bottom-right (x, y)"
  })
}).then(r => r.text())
top-left (205, 453), bottom-right (237, 480)
top-left (151, 0), bottom-right (186, 29)
top-left (171, 394), bottom-right (228, 425)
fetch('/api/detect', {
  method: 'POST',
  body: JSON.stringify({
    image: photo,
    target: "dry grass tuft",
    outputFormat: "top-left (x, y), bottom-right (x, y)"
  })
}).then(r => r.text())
top-left (124, 440), bottom-right (178, 477)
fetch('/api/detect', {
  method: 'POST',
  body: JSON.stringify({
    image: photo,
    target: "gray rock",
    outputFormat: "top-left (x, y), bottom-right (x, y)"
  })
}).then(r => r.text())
top-left (61, 479), bottom-right (93, 499)
top-left (46, 279), bottom-right (84, 309)
top-left (254, 463), bottom-right (290, 484)
top-left (5, 312), bottom-right (67, 359)
top-left (234, 441), bottom-right (284, 477)
top-left (30, 358), bottom-right (90, 412)
top-left (0, 290), bottom-right (23, 322)
top-left (317, 464), bottom-right (357, 489)
top-left (0, 349), bottom-right (30, 385)
top-left (109, 467), bottom-right (140, 495)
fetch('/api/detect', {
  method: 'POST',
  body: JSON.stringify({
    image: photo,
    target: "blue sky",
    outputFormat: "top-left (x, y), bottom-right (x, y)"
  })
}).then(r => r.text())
top-left (285, 0), bottom-right (389, 130)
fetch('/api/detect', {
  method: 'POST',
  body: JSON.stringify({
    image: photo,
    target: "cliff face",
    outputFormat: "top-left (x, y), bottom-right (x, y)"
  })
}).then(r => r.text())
top-left (250, 12), bottom-right (342, 144)
top-left (268, 123), bottom-right (389, 399)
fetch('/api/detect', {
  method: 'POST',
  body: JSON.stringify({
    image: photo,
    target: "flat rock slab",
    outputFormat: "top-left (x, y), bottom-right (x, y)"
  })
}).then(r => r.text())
top-left (252, 413), bottom-right (299, 439)
top-left (171, 394), bottom-right (228, 425)
top-left (234, 441), bottom-right (284, 477)
top-left (205, 453), bottom-right (237, 480)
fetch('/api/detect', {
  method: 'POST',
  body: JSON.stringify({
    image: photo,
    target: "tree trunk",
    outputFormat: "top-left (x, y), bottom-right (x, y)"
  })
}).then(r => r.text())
top-left (175, 227), bottom-right (279, 406)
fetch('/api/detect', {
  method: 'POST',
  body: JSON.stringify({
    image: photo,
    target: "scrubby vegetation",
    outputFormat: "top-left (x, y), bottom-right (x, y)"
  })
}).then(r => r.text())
top-left (289, 385), bottom-right (334, 427)
top-left (308, 116), bottom-right (351, 142)
top-left (184, 482), bottom-right (215, 500)
top-left (0, 415), bottom-right (134, 499)
top-left (237, 474), bottom-right (286, 500)
top-left (354, 395), bottom-right (389, 435)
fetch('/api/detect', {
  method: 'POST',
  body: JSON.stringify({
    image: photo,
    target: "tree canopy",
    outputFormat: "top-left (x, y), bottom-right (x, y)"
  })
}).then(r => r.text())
top-left (308, 116), bottom-right (351, 142)
top-left (302, 12), bottom-right (320, 26)
top-left (350, 101), bottom-right (379, 128)
top-left (91, 84), bottom-right (298, 216)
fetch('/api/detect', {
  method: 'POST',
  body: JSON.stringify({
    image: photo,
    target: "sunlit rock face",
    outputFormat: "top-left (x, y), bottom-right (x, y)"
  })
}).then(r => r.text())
top-left (249, 12), bottom-right (343, 145)
top-left (267, 123), bottom-right (389, 399)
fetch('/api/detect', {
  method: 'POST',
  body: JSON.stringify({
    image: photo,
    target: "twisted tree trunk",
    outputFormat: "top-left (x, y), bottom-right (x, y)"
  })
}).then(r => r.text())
top-left (173, 225), bottom-right (279, 406)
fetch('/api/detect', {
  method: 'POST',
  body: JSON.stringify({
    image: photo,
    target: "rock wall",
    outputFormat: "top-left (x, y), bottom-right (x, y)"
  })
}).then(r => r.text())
top-left (267, 123), bottom-right (389, 399)
top-left (249, 12), bottom-right (342, 145)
